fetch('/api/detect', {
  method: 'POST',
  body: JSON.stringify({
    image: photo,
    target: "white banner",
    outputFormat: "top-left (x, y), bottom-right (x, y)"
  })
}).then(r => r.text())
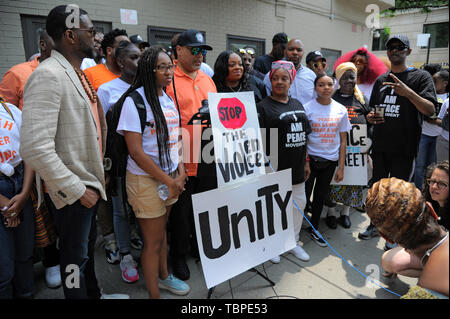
top-left (192, 169), bottom-right (295, 289)
top-left (208, 92), bottom-right (265, 187)
top-left (331, 124), bottom-right (370, 186)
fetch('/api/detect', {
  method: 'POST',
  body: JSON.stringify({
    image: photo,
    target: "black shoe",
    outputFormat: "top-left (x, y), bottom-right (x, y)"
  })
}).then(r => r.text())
top-left (325, 216), bottom-right (338, 229)
top-left (338, 215), bottom-right (351, 229)
top-left (358, 224), bottom-right (379, 240)
top-left (172, 256), bottom-right (190, 281)
top-left (307, 228), bottom-right (327, 247)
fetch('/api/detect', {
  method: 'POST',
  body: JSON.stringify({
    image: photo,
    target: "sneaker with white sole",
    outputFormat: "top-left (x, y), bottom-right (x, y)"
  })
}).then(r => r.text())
top-left (270, 256), bottom-right (281, 264)
top-left (120, 254), bottom-right (139, 283)
top-left (105, 240), bottom-right (120, 264)
top-left (289, 244), bottom-right (310, 262)
top-left (307, 228), bottom-right (328, 247)
top-left (130, 228), bottom-right (143, 250)
top-left (158, 274), bottom-right (190, 296)
top-left (45, 265), bottom-right (62, 289)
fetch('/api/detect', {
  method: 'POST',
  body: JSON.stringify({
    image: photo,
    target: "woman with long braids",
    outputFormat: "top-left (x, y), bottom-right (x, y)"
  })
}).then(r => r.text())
top-left (116, 46), bottom-right (189, 298)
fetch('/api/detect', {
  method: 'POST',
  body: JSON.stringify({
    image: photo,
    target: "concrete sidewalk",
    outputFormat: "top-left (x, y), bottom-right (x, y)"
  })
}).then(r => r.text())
top-left (32, 205), bottom-right (416, 300)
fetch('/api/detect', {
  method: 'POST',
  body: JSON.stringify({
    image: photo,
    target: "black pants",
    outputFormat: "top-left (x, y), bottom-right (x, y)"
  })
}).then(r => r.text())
top-left (46, 194), bottom-right (101, 299)
top-left (371, 151), bottom-right (415, 184)
top-left (167, 176), bottom-right (199, 259)
top-left (305, 159), bottom-right (338, 229)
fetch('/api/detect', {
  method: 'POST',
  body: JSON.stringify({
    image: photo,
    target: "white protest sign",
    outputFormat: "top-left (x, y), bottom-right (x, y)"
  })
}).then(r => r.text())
top-left (208, 92), bottom-right (265, 187)
top-left (417, 33), bottom-right (431, 47)
top-left (192, 169), bottom-right (295, 289)
top-left (331, 124), bottom-right (370, 186)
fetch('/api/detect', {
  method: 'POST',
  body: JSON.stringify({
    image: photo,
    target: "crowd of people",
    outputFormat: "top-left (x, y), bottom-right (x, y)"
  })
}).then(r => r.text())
top-left (0, 4), bottom-right (448, 299)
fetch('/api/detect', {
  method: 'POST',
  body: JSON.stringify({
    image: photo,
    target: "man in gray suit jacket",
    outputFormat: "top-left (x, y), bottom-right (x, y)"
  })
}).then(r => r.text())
top-left (20, 5), bottom-right (127, 299)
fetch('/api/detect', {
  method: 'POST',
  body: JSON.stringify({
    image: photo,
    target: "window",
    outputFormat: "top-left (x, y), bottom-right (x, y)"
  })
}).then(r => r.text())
top-left (371, 28), bottom-right (389, 52)
top-left (20, 14), bottom-right (112, 61)
top-left (320, 48), bottom-right (342, 76)
top-left (226, 35), bottom-right (265, 58)
top-left (423, 22), bottom-right (449, 48)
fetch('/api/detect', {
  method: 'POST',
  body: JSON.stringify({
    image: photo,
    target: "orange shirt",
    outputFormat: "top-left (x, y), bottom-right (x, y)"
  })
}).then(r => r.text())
top-left (84, 63), bottom-right (118, 91)
top-left (166, 67), bottom-right (217, 177)
top-left (0, 57), bottom-right (39, 110)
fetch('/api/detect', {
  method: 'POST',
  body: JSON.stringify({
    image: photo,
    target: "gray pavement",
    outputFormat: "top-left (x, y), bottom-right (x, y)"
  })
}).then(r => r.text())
top-left (33, 204), bottom-right (416, 300)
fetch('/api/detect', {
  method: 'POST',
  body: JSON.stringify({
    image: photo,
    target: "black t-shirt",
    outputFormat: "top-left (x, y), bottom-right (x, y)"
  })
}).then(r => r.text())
top-left (254, 54), bottom-right (276, 75)
top-left (257, 96), bottom-right (311, 184)
top-left (332, 91), bottom-right (370, 124)
top-left (369, 68), bottom-right (437, 156)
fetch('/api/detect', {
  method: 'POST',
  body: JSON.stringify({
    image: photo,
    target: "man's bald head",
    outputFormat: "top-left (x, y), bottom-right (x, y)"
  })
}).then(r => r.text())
top-left (284, 39), bottom-right (304, 69)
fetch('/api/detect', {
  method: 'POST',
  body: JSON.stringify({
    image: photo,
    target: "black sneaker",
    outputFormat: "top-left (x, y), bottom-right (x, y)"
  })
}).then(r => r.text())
top-left (307, 228), bottom-right (327, 247)
top-left (358, 224), bottom-right (379, 240)
top-left (325, 216), bottom-right (338, 229)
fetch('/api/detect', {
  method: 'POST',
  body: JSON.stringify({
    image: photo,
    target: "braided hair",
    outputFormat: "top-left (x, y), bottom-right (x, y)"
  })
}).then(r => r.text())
top-left (114, 45), bottom-right (173, 173)
top-left (366, 178), bottom-right (442, 250)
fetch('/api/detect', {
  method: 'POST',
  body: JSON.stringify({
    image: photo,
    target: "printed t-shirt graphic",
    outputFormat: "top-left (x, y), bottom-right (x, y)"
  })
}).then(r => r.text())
top-left (0, 102), bottom-right (22, 174)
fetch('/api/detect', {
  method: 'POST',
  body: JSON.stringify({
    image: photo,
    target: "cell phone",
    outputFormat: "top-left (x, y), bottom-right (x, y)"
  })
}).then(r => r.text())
top-left (374, 106), bottom-right (385, 118)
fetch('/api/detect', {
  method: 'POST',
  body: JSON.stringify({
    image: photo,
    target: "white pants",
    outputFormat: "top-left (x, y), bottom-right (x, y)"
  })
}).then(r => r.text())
top-left (292, 183), bottom-right (306, 242)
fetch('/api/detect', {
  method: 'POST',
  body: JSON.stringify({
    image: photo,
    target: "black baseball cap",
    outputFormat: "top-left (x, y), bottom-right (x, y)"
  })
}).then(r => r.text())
top-left (306, 51), bottom-right (326, 64)
top-left (177, 29), bottom-right (212, 50)
top-left (385, 34), bottom-right (410, 48)
top-left (272, 32), bottom-right (288, 44)
top-left (130, 34), bottom-right (149, 47)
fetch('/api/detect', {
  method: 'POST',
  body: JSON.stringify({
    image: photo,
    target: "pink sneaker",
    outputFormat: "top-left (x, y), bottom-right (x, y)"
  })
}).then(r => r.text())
top-left (120, 254), bottom-right (139, 283)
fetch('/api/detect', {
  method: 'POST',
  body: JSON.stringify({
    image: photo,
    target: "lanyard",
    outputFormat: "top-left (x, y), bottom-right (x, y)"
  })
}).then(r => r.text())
top-left (0, 98), bottom-right (15, 121)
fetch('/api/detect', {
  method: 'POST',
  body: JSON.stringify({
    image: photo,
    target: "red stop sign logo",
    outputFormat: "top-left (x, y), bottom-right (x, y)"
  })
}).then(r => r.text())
top-left (217, 98), bottom-right (247, 129)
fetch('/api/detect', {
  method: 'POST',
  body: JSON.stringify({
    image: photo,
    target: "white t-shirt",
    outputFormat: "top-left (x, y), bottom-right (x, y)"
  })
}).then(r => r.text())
top-left (97, 78), bottom-right (131, 114)
top-left (304, 98), bottom-right (352, 161)
top-left (0, 102), bottom-right (22, 176)
top-left (80, 58), bottom-right (106, 71)
top-left (117, 87), bottom-right (180, 175)
top-left (358, 83), bottom-right (374, 101)
top-left (438, 98), bottom-right (449, 141)
top-left (422, 93), bottom-right (448, 137)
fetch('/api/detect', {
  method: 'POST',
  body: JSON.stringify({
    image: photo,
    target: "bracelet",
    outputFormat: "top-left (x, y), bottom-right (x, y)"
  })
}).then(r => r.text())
top-left (306, 157), bottom-right (310, 162)
top-left (1, 206), bottom-right (8, 212)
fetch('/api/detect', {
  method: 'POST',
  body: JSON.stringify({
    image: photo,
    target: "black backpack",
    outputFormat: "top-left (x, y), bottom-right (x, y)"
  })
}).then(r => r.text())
top-left (105, 90), bottom-right (149, 196)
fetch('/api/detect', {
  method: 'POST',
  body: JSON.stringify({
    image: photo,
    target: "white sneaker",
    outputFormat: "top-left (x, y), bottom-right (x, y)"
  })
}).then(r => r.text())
top-left (45, 265), bottom-right (62, 288)
top-left (289, 244), bottom-right (310, 262)
top-left (100, 293), bottom-right (130, 299)
top-left (270, 256), bottom-right (281, 264)
top-left (119, 254), bottom-right (139, 283)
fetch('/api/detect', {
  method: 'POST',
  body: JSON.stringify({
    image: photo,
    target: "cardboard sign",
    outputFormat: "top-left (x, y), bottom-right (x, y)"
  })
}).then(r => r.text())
top-left (208, 92), bottom-right (265, 187)
top-left (331, 124), bottom-right (370, 186)
top-left (192, 169), bottom-right (295, 289)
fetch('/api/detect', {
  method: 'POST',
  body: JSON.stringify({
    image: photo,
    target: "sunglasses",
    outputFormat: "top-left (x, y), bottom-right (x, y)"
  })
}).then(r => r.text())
top-left (238, 48), bottom-right (255, 56)
top-left (73, 27), bottom-right (96, 37)
top-left (313, 61), bottom-right (327, 69)
top-left (426, 178), bottom-right (449, 189)
top-left (271, 61), bottom-right (294, 72)
top-left (190, 47), bottom-right (207, 56)
top-left (387, 45), bottom-right (408, 52)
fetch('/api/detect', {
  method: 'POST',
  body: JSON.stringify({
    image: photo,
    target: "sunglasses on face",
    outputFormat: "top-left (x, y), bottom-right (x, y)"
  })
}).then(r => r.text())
top-left (73, 27), bottom-right (96, 37)
top-left (387, 45), bottom-right (408, 52)
top-left (426, 178), bottom-right (449, 189)
top-left (239, 48), bottom-right (255, 56)
top-left (190, 47), bottom-right (207, 56)
top-left (313, 61), bottom-right (327, 69)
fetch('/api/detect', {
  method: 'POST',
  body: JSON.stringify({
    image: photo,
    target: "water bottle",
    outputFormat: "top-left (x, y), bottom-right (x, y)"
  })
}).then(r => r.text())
top-left (157, 183), bottom-right (170, 200)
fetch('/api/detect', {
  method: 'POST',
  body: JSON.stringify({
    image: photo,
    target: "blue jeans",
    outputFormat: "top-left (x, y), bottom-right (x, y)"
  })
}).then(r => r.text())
top-left (414, 134), bottom-right (437, 190)
top-left (112, 177), bottom-right (131, 254)
top-left (0, 165), bottom-right (35, 299)
top-left (46, 194), bottom-right (101, 299)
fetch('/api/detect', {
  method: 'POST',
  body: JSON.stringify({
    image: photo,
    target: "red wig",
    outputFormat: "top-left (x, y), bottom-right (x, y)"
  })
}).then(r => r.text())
top-left (333, 47), bottom-right (388, 84)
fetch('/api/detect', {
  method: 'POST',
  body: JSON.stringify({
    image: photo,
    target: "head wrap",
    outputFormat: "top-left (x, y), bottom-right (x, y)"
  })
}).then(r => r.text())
top-left (269, 60), bottom-right (296, 83)
top-left (335, 62), bottom-right (366, 105)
